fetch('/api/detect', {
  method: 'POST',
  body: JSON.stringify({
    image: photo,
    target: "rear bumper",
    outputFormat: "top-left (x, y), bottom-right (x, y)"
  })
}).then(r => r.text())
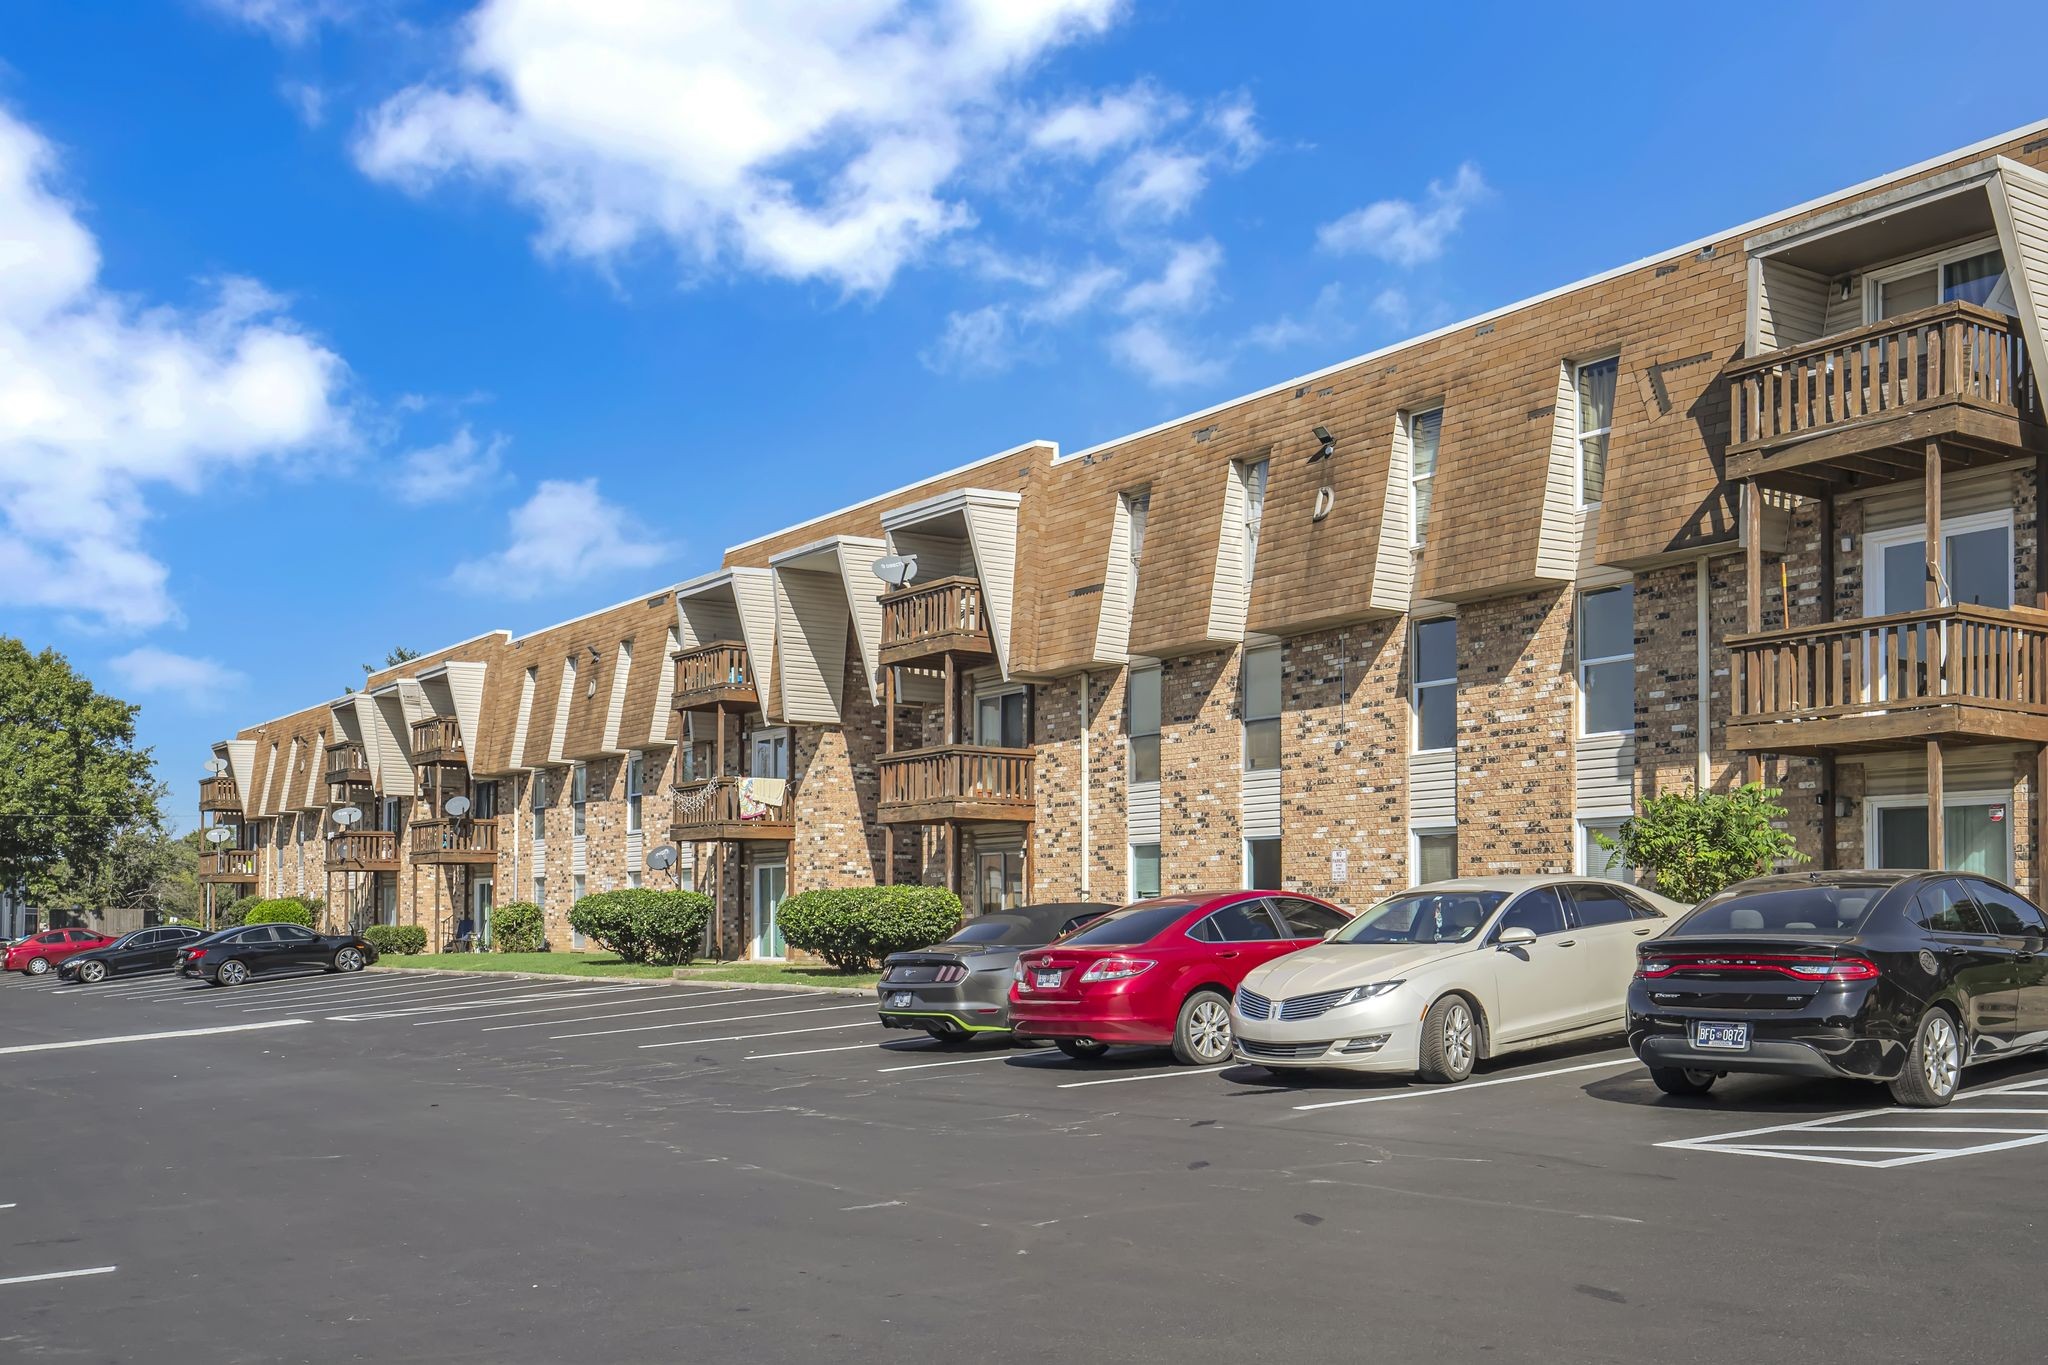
top-left (1010, 995), bottom-right (1169, 1046)
top-left (875, 981), bottom-right (1011, 1033)
top-left (1629, 1018), bottom-right (1906, 1081)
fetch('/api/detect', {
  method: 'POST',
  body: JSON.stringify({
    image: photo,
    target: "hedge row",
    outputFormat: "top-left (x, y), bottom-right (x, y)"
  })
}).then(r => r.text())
top-left (776, 885), bottom-right (962, 972)
top-left (567, 889), bottom-right (713, 965)
top-left (364, 924), bottom-right (427, 956)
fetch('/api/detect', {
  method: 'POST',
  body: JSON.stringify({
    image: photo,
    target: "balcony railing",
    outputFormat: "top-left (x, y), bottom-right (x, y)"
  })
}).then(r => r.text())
top-left (878, 745), bottom-right (1034, 822)
top-left (198, 849), bottom-right (259, 881)
top-left (408, 818), bottom-right (500, 863)
top-left (1728, 604), bottom-right (2048, 750)
top-left (326, 741), bottom-right (371, 788)
top-left (1729, 301), bottom-right (2037, 459)
top-left (880, 577), bottom-right (992, 666)
top-left (330, 829), bottom-right (399, 870)
top-left (198, 776), bottom-right (241, 813)
top-left (672, 641), bottom-right (758, 712)
top-left (670, 776), bottom-right (793, 839)
top-left (410, 716), bottom-right (466, 766)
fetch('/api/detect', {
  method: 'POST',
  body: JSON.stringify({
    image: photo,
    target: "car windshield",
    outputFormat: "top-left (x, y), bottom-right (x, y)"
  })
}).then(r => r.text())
top-left (1331, 890), bottom-right (1508, 945)
top-left (1060, 901), bottom-right (1197, 947)
top-left (1672, 884), bottom-right (1889, 938)
top-left (941, 921), bottom-right (1021, 946)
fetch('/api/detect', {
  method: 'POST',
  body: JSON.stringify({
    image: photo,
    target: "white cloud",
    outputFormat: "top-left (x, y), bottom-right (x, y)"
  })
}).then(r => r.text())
top-left (1030, 83), bottom-right (1179, 161)
top-left (1102, 146), bottom-right (1208, 223)
top-left (1369, 286), bottom-right (1411, 326)
top-left (1022, 261), bottom-right (1123, 322)
top-left (201, 0), bottom-right (357, 44)
top-left (920, 305), bottom-right (1016, 376)
top-left (1108, 320), bottom-right (1222, 388)
top-left (1120, 238), bottom-right (1221, 315)
top-left (0, 105), bottom-right (349, 632)
top-left (355, 0), bottom-right (1124, 294)
top-left (108, 647), bottom-right (247, 707)
top-left (393, 424), bottom-right (507, 503)
top-left (1206, 94), bottom-right (1264, 168)
top-left (280, 80), bottom-right (327, 128)
top-left (451, 478), bottom-right (665, 598)
top-left (1317, 162), bottom-right (1487, 267)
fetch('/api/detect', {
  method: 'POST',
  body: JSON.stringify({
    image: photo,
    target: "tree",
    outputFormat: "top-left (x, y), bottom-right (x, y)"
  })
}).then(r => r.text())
top-left (0, 638), bottom-right (162, 906)
top-left (1594, 783), bottom-right (1808, 903)
top-left (365, 646), bottom-right (421, 674)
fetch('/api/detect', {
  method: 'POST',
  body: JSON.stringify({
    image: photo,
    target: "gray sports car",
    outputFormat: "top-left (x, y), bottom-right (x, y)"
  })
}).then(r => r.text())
top-left (877, 902), bottom-right (1114, 1040)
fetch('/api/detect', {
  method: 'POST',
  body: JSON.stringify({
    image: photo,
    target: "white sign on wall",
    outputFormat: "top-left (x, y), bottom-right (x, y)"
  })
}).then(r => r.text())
top-left (1331, 847), bottom-right (1349, 884)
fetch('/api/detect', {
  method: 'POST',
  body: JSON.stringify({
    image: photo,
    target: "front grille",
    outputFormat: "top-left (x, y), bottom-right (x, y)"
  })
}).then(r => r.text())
top-left (1236, 988), bottom-right (1272, 1020)
top-left (1237, 1038), bottom-right (1331, 1060)
top-left (1278, 987), bottom-right (1356, 1021)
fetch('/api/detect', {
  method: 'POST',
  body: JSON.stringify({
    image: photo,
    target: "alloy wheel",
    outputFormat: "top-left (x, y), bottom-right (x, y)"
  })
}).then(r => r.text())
top-left (1922, 1013), bottom-right (1960, 1097)
top-left (1442, 1001), bottom-right (1475, 1074)
top-left (26, 957), bottom-right (49, 976)
top-left (336, 948), bottom-right (364, 972)
top-left (80, 961), bottom-right (106, 984)
top-left (1188, 998), bottom-right (1232, 1062)
top-left (217, 960), bottom-right (248, 987)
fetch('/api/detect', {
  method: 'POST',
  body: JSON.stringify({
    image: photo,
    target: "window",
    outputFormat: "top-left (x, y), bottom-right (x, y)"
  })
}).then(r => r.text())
top-left (1411, 618), bottom-right (1456, 752)
top-left (976, 689), bottom-right (1028, 748)
top-left (628, 870), bottom-right (642, 890)
top-left (626, 755), bottom-right (643, 834)
top-left (1672, 884), bottom-right (1887, 937)
top-left (273, 924), bottom-right (316, 942)
top-left (1062, 902), bottom-right (1197, 946)
top-left (571, 874), bottom-right (587, 948)
top-left (1272, 897), bottom-right (1349, 937)
top-left (1245, 836), bottom-right (1281, 890)
top-left (531, 773), bottom-right (547, 841)
top-left (1413, 828), bottom-right (1456, 884)
top-left (1913, 880), bottom-right (1987, 935)
top-left (1130, 843), bottom-right (1162, 900)
top-left (1574, 356), bottom-right (1618, 506)
top-left (977, 851), bottom-right (1024, 911)
top-left (1128, 666), bottom-right (1161, 784)
top-left (1238, 458), bottom-right (1269, 585)
top-left (1967, 880), bottom-right (2048, 936)
top-left (1242, 646), bottom-right (1280, 771)
top-left (572, 764), bottom-right (588, 837)
top-left (532, 875), bottom-right (545, 909)
top-left (1408, 408), bottom-right (1442, 546)
top-left (1578, 818), bottom-right (1638, 883)
top-left (472, 782), bottom-right (497, 820)
top-left (1496, 886), bottom-right (1567, 938)
top-left (1124, 491), bottom-right (1149, 611)
top-left (1872, 241), bottom-right (2017, 321)
top-left (1867, 511), bottom-right (2014, 615)
top-left (1568, 884), bottom-right (1635, 928)
top-left (1201, 899), bottom-right (1285, 942)
top-left (1579, 585), bottom-right (1635, 736)
top-left (750, 728), bottom-right (790, 780)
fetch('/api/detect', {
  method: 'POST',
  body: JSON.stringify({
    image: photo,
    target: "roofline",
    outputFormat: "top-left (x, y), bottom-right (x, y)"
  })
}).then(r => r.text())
top-left (766, 532), bottom-right (886, 568)
top-left (880, 486), bottom-right (1024, 531)
top-left (1050, 113), bottom-right (2048, 467)
top-left (674, 565), bottom-right (772, 600)
top-left (506, 585), bottom-right (676, 647)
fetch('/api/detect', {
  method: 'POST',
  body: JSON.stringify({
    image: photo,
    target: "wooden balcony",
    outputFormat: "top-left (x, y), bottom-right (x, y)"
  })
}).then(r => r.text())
top-left (880, 577), bottom-right (994, 668)
top-left (325, 741), bottom-right (371, 790)
top-left (1728, 604), bottom-right (2048, 754)
top-left (198, 776), bottom-right (241, 814)
top-left (877, 745), bottom-right (1034, 825)
top-left (410, 716), bottom-right (466, 766)
top-left (330, 829), bottom-right (399, 871)
top-left (198, 850), bottom-right (259, 883)
top-left (670, 777), bottom-right (793, 842)
top-left (408, 818), bottom-right (500, 865)
top-left (1728, 302), bottom-right (2042, 493)
top-left (672, 641), bottom-right (759, 712)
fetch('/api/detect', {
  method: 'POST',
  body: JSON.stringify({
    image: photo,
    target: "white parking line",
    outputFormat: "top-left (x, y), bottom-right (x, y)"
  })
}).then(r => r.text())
top-left (552, 1002), bottom-right (870, 1041)
top-left (215, 976), bottom-right (504, 1008)
top-left (237, 979), bottom-right (569, 1013)
top-left (1658, 1075), bottom-right (2048, 1168)
top-left (0, 1019), bottom-right (310, 1056)
top-left (330, 987), bottom-right (641, 1022)
top-left (638, 1021), bottom-right (883, 1050)
top-left (478, 989), bottom-right (767, 1033)
top-left (405, 989), bottom-right (659, 1025)
top-left (0, 1266), bottom-right (118, 1287)
top-left (746, 1041), bottom-right (929, 1060)
top-left (878, 1053), bottom-right (1061, 1073)
top-left (1057, 1065), bottom-right (1231, 1088)
top-left (1290, 1057), bottom-right (1638, 1111)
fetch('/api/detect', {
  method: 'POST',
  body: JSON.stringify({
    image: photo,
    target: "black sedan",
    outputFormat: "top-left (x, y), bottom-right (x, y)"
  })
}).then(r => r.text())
top-left (177, 923), bottom-right (379, 986)
top-left (57, 925), bottom-right (208, 984)
top-left (1627, 871), bottom-right (2048, 1107)
top-left (878, 902), bottom-right (1114, 1040)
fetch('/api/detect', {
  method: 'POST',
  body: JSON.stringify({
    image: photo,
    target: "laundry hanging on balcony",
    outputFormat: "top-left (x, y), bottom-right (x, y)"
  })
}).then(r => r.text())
top-left (738, 776), bottom-right (786, 821)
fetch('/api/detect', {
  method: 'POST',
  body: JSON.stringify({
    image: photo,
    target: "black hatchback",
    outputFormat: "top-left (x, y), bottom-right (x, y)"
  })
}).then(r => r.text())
top-left (1627, 871), bottom-right (2048, 1106)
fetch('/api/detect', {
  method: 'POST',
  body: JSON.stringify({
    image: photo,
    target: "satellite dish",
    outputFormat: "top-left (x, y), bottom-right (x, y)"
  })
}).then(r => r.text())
top-left (205, 827), bottom-right (236, 845)
top-left (870, 553), bottom-right (918, 589)
top-left (444, 795), bottom-right (471, 818)
top-left (645, 845), bottom-right (677, 872)
top-left (204, 757), bottom-right (228, 776)
top-left (333, 806), bottom-right (363, 827)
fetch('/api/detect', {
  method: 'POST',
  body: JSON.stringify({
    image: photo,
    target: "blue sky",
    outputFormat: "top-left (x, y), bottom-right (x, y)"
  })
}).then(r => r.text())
top-left (7, 0), bottom-right (2048, 829)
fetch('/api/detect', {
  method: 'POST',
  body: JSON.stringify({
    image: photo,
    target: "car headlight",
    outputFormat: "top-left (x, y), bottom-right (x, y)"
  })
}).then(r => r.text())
top-left (1339, 980), bottom-right (1405, 1006)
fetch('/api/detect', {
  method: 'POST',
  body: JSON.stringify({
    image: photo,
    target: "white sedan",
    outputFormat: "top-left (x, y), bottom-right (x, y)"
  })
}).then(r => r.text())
top-left (1231, 876), bottom-right (1688, 1083)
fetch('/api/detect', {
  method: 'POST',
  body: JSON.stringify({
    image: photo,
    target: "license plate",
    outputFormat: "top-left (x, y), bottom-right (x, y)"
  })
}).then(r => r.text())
top-left (888, 992), bottom-right (913, 1009)
top-left (1693, 1021), bottom-right (1750, 1051)
top-left (1034, 970), bottom-right (1062, 989)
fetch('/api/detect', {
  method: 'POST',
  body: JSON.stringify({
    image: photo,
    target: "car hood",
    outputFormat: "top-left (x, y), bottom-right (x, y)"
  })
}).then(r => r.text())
top-left (1246, 942), bottom-right (1467, 997)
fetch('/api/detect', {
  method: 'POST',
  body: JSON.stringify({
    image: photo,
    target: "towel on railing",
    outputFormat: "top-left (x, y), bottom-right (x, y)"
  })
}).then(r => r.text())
top-left (738, 777), bottom-right (786, 820)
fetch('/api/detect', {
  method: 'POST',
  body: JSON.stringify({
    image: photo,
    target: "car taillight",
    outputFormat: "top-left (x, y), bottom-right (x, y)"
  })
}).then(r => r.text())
top-left (186, 949), bottom-right (207, 962)
top-left (1012, 961), bottom-right (1029, 992)
top-left (1638, 953), bottom-right (1879, 982)
top-left (1079, 957), bottom-right (1153, 983)
top-left (933, 965), bottom-right (967, 984)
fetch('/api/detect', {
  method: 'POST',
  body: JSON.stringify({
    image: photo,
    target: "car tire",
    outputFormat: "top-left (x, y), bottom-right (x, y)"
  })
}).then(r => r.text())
top-left (1649, 1066), bottom-right (1717, 1097)
top-left (1055, 1039), bottom-right (1109, 1061)
top-left (1171, 989), bottom-right (1235, 1066)
top-left (1889, 1007), bottom-right (1963, 1108)
top-left (332, 947), bottom-right (365, 974)
top-left (24, 956), bottom-right (50, 977)
top-left (213, 958), bottom-right (250, 988)
top-left (1417, 994), bottom-right (1478, 1084)
top-left (78, 960), bottom-right (108, 984)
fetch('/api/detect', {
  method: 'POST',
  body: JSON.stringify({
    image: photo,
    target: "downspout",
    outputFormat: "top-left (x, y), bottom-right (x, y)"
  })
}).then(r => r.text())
top-left (1078, 671), bottom-right (1091, 896)
top-left (1695, 555), bottom-right (1712, 789)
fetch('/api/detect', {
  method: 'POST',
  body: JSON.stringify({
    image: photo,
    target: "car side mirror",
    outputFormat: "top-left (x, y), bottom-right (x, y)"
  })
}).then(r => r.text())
top-left (1495, 926), bottom-right (1538, 949)
top-left (1323, 926), bottom-right (1344, 940)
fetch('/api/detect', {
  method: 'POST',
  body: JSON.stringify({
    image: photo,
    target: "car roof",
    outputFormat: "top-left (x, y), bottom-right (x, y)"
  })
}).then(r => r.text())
top-left (1725, 871), bottom-right (1914, 893)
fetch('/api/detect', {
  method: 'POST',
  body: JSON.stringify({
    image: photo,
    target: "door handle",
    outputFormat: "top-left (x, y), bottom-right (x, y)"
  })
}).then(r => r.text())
top-left (1558, 939), bottom-right (1577, 948)
top-left (1216, 951), bottom-right (1240, 960)
top-left (1632, 928), bottom-right (1654, 936)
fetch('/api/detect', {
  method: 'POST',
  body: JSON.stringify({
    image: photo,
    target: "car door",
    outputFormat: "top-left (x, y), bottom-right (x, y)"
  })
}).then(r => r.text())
top-left (1192, 899), bottom-right (1297, 989)
top-left (1562, 884), bottom-right (1654, 1027)
top-left (1961, 879), bottom-right (2048, 1050)
top-left (1485, 886), bottom-right (1592, 1044)
top-left (225, 925), bottom-right (279, 972)
top-left (270, 924), bottom-right (324, 968)
top-left (1910, 879), bottom-right (2018, 1056)
top-left (108, 930), bottom-right (153, 973)
top-left (1270, 896), bottom-right (1352, 947)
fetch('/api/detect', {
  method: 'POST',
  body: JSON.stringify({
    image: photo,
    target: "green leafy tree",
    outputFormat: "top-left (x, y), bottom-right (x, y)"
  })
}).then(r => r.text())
top-left (0, 638), bottom-right (161, 906)
top-left (1595, 783), bottom-right (1808, 903)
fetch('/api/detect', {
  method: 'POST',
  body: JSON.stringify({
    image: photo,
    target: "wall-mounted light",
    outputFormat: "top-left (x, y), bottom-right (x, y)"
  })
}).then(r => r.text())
top-left (1307, 425), bottom-right (1335, 463)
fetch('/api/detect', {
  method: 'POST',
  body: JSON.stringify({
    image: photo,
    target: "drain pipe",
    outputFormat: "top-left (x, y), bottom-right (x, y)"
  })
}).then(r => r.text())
top-left (1078, 671), bottom-right (1091, 896)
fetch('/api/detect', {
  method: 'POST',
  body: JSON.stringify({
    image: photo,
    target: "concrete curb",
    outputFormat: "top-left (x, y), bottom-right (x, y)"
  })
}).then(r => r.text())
top-left (364, 963), bottom-right (874, 997)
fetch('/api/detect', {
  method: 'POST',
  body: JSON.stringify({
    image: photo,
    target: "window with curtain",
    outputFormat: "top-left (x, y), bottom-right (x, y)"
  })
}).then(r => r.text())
top-left (1239, 458), bottom-right (1268, 586)
top-left (1409, 409), bottom-right (1442, 546)
top-left (1242, 646), bottom-right (1280, 771)
top-left (1575, 356), bottom-right (1617, 506)
top-left (1123, 491), bottom-right (1149, 615)
top-left (1411, 617), bottom-right (1456, 752)
top-left (1415, 829), bottom-right (1456, 884)
top-left (1128, 665), bottom-right (1161, 783)
top-left (1578, 584), bottom-right (1635, 736)
top-left (976, 689), bottom-right (1028, 748)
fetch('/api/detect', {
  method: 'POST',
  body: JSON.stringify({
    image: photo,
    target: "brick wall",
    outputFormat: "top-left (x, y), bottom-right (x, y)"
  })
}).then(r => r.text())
top-left (1280, 621), bottom-right (1408, 902)
top-left (1456, 590), bottom-right (1575, 875)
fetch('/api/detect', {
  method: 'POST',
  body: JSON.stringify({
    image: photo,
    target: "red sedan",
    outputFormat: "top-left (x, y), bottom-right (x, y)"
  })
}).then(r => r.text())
top-left (5, 927), bottom-right (119, 977)
top-left (1009, 891), bottom-right (1354, 1065)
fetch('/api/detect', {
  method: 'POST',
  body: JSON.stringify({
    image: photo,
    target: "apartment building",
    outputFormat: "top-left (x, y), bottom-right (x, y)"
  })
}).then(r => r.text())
top-left (199, 120), bottom-right (2048, 956)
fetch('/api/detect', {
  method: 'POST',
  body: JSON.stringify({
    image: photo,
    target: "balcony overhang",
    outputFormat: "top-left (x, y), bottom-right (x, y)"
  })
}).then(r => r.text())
top-left (412, 662), bottom-right (488, 766)
top-left (675, 568), bottom-right (778, 720)
top-left (768, 535), bottom-right (886, 725)
top-left (879, 489), bottom-right (1021, 678)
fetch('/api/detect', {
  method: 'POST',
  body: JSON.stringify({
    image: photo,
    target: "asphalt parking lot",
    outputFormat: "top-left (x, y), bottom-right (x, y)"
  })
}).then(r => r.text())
top-left (3, 967), bottom-right (2044, 1364)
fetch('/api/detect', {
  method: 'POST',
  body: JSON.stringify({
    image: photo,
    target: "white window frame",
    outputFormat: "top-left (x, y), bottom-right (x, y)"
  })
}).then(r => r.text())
top-left (974, 684), bottom-right (1029, 748)
top-left (1410, 824), bottom-right (1458, 885)
top-left (1410, 617), bottom-right (1457, 755)
top-left (531, 772), bottom-right (547, 841)
top-left (1127, 664), bottom-right (1162, 785)
top-left (749, 726), bottom-right (791, 779)
top-left (1407, 407), bottom-right (1443, 548)
top-left (1243, 835), bottom-right (1282, 891)
top-left (1129, 842), bottom-right (1163, 900)
top-left (1575, 816), bottom-right (1637, 881)
top-left (1866, 789), bottom-right (2014, 879)
top-left (1241, 644), bottom-right (1281, 773)
top-left (1237, 457), bottom-right (1269, 586)
top-left (1572, 354), bottom-right (1619, 509)
top-left (1577, 585), bottom-right (1636, 738)
top-left (1863, 508), bottom-right (2014, 615)
top-left (571, 763), bottom-right (588, 838)
top-left (626, 752), bottom-right (644, 834)
top-left (1863, 234), bottom-right (2007, 323)
top-left (1123, 490), bottom-right (1150, 615)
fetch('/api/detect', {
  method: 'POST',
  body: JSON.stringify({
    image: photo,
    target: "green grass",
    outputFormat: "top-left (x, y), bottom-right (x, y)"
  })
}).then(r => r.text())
top-left (381, 952), bottom-right (879, 989)
top-left (678, 963), bottom-right (881, 990)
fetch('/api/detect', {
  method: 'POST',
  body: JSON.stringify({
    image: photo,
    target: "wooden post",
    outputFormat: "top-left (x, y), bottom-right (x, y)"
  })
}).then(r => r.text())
top-left (1742, 478), bottom-right (1764, 787)
top-left (1924, 439), bottom-right (1943, 610)
top-left (1818, 753), bottom-right (1836, 871)
top-left (2037, 744), bottom-right (2048, 911)
top-left (1816, 496), bottom-right (1834, 628)
top-left (945, 821), bottom-right (957, 894)
top-left (2037, 448), bottom-right (2048, 610)
top-left (713, 703), bottom-right (726, 778)
top-left (943, 653), bottom-right (957, 745)
top-left (882, 665), bottom-right (896, 885)
top-left (1927, 740), bottom-right (1945, 870)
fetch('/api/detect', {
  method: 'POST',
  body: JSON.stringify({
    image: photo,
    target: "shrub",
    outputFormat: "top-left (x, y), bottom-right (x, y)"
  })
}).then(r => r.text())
top-left (241, 898), bottom-right (315, 928)
top-left (215, 900), bottom-right (251, 929)
top-left (568, 888), bottom-right (713, 965)
top-left (776, 885), bottom-right (962, 972)
top-left (1595, 783), bottom-right (1809, 904)
top-left (493, 901), bottom-right (545, 953)
top-left (364, 923), bottom-right (427, 956)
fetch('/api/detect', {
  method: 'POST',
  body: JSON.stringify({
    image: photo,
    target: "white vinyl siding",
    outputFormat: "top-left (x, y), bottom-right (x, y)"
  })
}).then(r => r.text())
top-left (1092, 490), bottom-right (1148, 664)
